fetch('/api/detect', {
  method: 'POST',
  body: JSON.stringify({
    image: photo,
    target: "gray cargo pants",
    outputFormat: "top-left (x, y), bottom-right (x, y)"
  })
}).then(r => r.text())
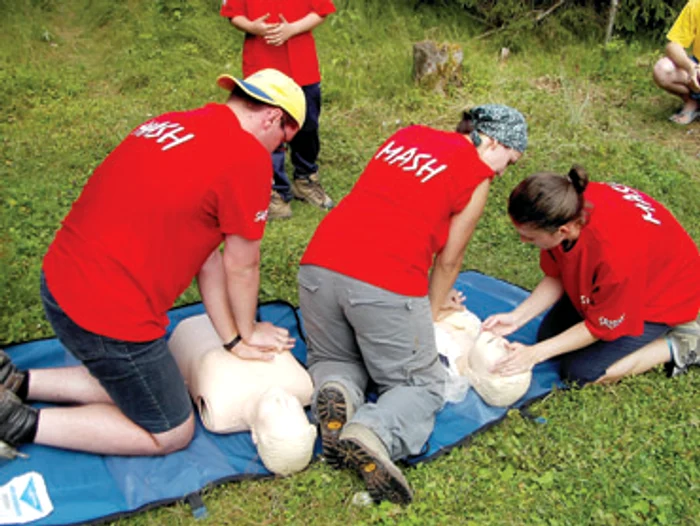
top-left (298, 265), bottom-right (447, 461)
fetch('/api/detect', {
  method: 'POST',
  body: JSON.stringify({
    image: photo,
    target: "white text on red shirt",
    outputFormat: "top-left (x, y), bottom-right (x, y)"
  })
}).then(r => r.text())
top-left (607, 183), bottom-right (661, 225)
top-left (375, 141), bottom-right (448, 183)
top-left (132, 120), bottom-right (195, 151)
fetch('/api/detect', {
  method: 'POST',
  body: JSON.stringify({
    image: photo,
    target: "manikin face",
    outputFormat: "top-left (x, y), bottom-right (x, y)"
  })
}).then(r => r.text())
top-left (468, 331), bottom-right (510, 373)
top-left (478, 140), bottom-right (522, 176)
top-left (254, 386), bottom-right (307, 433)
top-left (252, 386), bottom-right (316, 476)
top-left (512, 222), bottom-right (566, 251)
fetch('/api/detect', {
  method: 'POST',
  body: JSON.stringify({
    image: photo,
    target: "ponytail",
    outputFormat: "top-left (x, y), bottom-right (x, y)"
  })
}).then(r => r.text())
top-left (508, 165), bottom-right (589, 231)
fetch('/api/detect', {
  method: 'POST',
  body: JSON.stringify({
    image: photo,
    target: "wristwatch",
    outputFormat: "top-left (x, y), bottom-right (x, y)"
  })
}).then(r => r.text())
top-left (223, 335), bottom-right (242, 351)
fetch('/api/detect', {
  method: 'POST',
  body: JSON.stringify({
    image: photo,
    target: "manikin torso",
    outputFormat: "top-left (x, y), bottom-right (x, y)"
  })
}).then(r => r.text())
top-left (168, 314), bottom-right (317, 475)
top-left (168, 314), bottom-right (313, 433)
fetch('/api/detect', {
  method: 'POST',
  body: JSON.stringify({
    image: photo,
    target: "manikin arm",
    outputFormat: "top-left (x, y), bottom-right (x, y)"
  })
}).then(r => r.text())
top-left (429, 179), bottom-right (490, 321)
top-left (483, 276), bottom-right (564, 336)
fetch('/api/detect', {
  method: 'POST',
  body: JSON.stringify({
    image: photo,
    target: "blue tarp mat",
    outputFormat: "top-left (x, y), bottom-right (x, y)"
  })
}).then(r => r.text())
top-left (0, 271), bottom-right (565, 525)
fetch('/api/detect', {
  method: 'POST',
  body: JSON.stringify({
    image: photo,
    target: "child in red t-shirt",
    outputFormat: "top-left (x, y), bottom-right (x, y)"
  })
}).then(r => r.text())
top-left (221, 0), bottom-right (336, 219)
top-left (484, 165), bottom-right (700, 385)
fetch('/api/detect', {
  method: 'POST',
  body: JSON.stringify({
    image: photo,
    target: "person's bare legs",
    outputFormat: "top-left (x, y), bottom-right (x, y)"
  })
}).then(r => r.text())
top-left (653, 57), bottom-right (699, 123)
top-left (595, 338), bottom-right (670, 384)
top-left (27, 366), bottom-right (195, 455)
top-left (35, 407), bottom-right (195, 455)
top-left (28, 366), bottom-right (111, 404)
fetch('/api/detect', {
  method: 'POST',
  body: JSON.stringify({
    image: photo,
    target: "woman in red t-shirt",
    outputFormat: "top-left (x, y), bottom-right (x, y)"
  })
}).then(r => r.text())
top-left (298, 104), bottom-right (527, 504)
top-left (485, 165), bottom-right (700, 385)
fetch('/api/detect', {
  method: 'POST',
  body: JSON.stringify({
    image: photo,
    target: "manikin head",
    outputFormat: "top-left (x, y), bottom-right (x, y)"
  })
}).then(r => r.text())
top-left (250, 387), bottom-right (317, 477)
top-left (456, 331), bottom-right (532, 407)
top-left (435, 309), bottom-right (532, 407)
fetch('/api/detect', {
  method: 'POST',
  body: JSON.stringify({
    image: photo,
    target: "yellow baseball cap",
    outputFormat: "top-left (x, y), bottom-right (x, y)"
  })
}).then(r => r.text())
top-left (217, 69), bottom-right (306, 128)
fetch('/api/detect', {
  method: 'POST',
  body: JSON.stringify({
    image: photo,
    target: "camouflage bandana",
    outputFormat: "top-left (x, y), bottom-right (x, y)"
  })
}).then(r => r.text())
top-left (468, 104), bottom-right (528, 153)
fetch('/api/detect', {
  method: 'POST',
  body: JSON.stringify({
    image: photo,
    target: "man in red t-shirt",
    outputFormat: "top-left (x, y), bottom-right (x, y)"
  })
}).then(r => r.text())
top-left (221, 0), bottom-right (336, 219)
top-left (0, 69), bottom-right (305, 459)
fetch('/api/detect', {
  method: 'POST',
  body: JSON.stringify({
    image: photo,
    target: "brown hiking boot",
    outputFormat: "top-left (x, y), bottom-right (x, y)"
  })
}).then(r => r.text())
top-left (0, 350), bottom-right (26, 395)
top-left (338, 423), bottom-right (413, 505)
top-left (268, 191), bottom-right (292, 220)
top-left (0, 386), bottom-right (37, 459)
top-left (291, 174), bottom-right (334, 210)
top-left (316, 382), bottom-right (354, 469)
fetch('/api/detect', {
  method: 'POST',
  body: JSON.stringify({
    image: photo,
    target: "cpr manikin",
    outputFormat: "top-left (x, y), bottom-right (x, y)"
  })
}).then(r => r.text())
top-left (434, 309), bottom-right (532, 407)
top-left (168, 314), bottom-right (317, 476)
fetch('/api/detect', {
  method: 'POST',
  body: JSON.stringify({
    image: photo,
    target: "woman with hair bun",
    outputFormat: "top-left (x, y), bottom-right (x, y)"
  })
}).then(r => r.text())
top-left (484, 165), bottom-right (700, 385)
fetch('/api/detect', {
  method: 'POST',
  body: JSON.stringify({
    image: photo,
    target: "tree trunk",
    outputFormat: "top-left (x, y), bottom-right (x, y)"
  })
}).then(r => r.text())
top-left (605, 0), bottom-right (620, 44)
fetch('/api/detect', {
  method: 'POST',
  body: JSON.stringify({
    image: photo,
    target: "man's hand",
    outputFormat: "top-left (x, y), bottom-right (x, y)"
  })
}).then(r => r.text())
top-left (246, 321), bottom-right (295, 351)
top-left (263, 14), bottom-right (295, 46)
top-left (229, 341), bottom-right (279, 361)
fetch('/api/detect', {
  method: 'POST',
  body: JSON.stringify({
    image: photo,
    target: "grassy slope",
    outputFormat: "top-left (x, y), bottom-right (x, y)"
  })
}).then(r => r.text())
top-left (1, 0), bottom-right (698, 524)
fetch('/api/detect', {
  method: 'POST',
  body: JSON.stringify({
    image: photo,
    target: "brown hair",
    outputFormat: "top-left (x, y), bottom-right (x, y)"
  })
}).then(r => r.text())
top-left (508, 165), bottom-right (589, 232)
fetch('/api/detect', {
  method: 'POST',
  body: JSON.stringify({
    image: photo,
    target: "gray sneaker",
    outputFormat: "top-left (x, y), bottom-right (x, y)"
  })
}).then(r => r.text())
top-left (666, 317), bottom-right (700, 377)
top-left (0, 350), bottom-right (26, 395)
top-left (0, 386), bottom-right (37, 459)
top-left (338, 423), bottom-right (413, 505)
top-left (316, 382), bottom-right (354, 469)
top-left (268, 191), bottom-right (292, 220)
top-left (291, 174), bottom-right (334, 210)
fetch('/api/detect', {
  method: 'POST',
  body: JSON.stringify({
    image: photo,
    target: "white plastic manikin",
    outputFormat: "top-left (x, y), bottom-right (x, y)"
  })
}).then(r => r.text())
top-left (435, 309), bottom-right (532, 407)
top-left (168, 314), bottom-right (317, 476)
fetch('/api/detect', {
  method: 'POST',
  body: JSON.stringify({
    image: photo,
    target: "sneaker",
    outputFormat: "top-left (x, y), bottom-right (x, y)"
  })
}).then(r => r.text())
top-left (0, 386), bottom-right (37, 459)
top-left (0, 350), bottom-right (26, 395)
top-left (291, 174), bottom-right (334, 210)
top-left (316, 382), bottom-right (354, 469)
top-left (268, 191), bottom-right (292, 220)
top-left (338, 423), bottom-right (413, 505)
top-left (666, 316), bottom-right (700, 377)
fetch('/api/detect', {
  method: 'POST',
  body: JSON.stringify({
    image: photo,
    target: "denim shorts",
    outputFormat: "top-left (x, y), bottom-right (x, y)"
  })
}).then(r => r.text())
top-left (538, 294), bottom-right (670, 386)
top-left (40, 272), bottom-right (192, 433)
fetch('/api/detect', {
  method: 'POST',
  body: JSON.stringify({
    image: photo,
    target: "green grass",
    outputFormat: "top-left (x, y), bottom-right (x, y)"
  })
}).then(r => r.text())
top-left (1, 0), bottom-right (699, 524)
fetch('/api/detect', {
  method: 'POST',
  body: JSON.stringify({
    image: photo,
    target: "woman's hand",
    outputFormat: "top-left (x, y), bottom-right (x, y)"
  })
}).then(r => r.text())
top-left (245, 321), bottom-right (295, 352)
top-left (490, 341), bottom-right (538, 376)
top-left (482, 312), bottom-right (520, 336)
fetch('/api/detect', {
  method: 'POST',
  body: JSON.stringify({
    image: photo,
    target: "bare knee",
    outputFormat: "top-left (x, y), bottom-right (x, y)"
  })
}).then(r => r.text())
top-left (152, 414), bottom-right (195, 455)
top-left (653, 57), bottom-right (679, 88)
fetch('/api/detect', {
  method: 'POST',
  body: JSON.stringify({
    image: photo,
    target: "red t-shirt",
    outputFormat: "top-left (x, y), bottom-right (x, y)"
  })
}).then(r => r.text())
top-left (220, 0), bottom-right (336, 86)
top-left (301, 125), bottom-right (494, 296)
top-left (43, 104), bottom-right (271, 341)
top-left (540, 182), bottom-right (700, 340)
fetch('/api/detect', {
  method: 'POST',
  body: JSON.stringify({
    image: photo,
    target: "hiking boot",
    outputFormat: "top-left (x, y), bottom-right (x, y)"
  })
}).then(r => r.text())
top-left (268, 191), bottom-right (292, 220)
top-left (291, 174), bottom-right (334, 210)
top-left (0, 350), bottom-right (26, 395)
top-left (0, 386), bottom-right (37, 459)
top-left (316, 382), bottom-right (354, 469)
top-left (666, 316), bottom-right (700, 377)
top-left (338, 423), bottom-right (413, 505)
